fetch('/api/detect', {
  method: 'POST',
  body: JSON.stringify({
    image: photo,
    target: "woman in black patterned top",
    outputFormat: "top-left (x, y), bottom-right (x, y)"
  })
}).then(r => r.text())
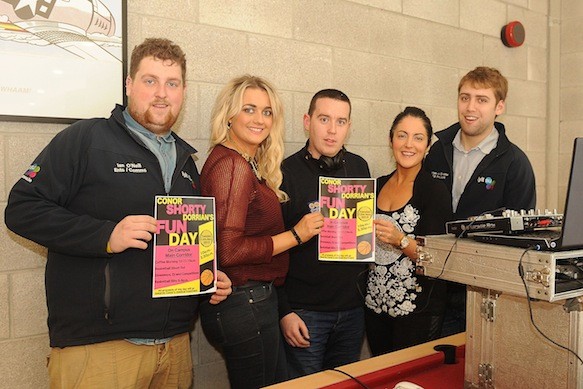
top-left (365, 107), bottom-right (453, 356)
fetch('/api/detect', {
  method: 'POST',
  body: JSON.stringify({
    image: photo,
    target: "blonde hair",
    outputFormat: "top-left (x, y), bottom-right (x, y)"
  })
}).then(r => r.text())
top-left (209, 75), bottom-right (288, 202)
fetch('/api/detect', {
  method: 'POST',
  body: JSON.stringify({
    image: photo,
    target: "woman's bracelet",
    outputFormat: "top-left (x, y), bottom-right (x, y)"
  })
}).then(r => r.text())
top-left (290, 227), bottom-right (303, 245)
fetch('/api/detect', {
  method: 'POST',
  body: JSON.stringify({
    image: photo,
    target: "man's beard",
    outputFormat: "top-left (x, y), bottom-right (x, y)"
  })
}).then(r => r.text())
top-left (129, 104), bottom-right (178, 134)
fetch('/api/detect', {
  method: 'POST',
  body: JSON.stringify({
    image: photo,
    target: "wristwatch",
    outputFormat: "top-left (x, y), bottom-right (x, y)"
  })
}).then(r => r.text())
top-left (398, 235), bottom-right (410, 250)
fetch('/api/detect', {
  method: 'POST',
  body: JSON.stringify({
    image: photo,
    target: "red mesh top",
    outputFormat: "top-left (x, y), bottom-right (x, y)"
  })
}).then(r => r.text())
top-left (200, 145), bottom-right (288, 286)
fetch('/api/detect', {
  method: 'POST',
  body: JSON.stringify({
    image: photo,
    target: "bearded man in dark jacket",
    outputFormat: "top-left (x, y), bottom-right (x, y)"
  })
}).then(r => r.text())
top-left (5, 38), bottom-right (231, 389)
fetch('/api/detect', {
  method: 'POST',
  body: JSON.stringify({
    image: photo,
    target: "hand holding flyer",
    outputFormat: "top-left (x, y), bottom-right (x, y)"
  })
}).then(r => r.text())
top-left (153, 196), bottom-right (217, 297)
top-left (318, 177), bottom-right (376, 262)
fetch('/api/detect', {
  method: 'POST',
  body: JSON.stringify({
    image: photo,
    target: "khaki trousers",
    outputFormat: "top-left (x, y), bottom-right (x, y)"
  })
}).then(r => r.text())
top-left (47, 333), bottom-right (192, 389)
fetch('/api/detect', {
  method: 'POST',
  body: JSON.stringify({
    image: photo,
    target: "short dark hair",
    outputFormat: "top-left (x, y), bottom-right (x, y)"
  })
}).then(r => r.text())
top-left (308, 89), bottom-right (351, 117)
top-left (389, 106), bottom-right (433, 146)
top-left (129, 38), bottom-right (187, 82)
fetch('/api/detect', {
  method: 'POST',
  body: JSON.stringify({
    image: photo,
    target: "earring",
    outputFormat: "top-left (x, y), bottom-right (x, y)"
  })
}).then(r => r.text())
top-left (227, 121), bottom-right (232, 130)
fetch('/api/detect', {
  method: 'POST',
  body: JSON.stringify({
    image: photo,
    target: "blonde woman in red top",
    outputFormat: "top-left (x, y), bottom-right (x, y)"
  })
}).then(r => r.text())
top-left (199, 75), bottom-right (323, 388)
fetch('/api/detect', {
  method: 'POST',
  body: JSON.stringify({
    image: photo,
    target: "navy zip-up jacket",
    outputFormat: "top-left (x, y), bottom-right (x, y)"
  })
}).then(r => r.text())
top-left (424, 121), bottom-right (536, 219)
top-left (5, 105), bottom-right (202, 347)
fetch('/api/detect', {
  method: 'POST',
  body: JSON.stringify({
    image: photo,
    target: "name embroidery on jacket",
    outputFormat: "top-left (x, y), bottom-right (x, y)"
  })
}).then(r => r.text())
top-left (431, 171), bottom-right (448, 180)
top-left (113, 162), bottom-right (148, 174)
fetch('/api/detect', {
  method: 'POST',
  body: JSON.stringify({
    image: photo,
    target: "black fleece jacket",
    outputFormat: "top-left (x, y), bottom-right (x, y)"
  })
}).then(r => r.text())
top-left (424, 121), bottom-right (536, 219)
top-left (5, 105), bottom-right (202, 347)
top-left (279, 146), bottom-right (371, 317)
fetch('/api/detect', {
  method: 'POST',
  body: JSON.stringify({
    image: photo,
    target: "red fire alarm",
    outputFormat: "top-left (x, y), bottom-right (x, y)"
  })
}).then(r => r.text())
top-left (501, 21), bottom-right (525, 47)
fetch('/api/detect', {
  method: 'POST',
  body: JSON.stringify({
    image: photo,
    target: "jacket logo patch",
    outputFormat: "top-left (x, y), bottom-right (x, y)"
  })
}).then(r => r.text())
top-left (477, 176), bottom-right (496, 190)
top-left (21, 163), bottom-right (41, 183)
top-left (113, 162), bottom-right (148, 174)
top-left (181, 171), bottom-right (196, 189)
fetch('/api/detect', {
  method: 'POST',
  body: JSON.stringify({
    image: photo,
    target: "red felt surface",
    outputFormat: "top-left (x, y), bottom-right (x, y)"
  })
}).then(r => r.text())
top-left (322, 345), bottom-right (465, 389)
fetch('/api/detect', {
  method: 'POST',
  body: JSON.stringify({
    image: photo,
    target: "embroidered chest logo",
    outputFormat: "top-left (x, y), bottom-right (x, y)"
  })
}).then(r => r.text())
top-left (477, 176), bottom-right (496, 190)
top-left (21, 163), bottom-right (41, 183)
top-left (113, 162), bottom-right (148, 174)
top-left (181, 171), bottom-right (197, 190)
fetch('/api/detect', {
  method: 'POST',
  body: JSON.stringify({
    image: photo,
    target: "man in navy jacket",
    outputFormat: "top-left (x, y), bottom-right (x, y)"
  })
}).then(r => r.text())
top-left (424, 66), bottom-right (536, 336)
top-left (5, 38), bottom-right (231, 388)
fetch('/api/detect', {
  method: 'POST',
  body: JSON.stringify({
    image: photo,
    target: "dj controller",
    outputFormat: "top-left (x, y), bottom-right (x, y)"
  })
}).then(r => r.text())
top-left (445, 209), bottom-right (563, 236)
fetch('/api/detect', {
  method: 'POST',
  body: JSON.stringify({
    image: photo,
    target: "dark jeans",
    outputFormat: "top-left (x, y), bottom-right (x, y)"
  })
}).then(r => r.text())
top-left (365, 278), bottom-right (447, 356)
top-left (199, 281), bottom-right (287, 389)
top-left (284, 307), bottom-right (365, 379)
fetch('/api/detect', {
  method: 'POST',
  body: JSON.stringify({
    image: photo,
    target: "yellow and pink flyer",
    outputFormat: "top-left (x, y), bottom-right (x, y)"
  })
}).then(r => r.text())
top-left (318, 177), bottom-right (376, 262)
top-left (153, 196), bottom-right (217, 297)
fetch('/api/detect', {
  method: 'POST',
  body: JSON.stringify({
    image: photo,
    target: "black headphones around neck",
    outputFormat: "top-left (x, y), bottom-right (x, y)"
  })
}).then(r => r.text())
top-left (304, 144), bottom-right (346, 172)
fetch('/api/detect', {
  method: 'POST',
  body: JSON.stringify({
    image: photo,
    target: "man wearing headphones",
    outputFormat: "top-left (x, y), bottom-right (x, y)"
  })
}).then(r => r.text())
top-left (278, 89), bottom-right (371, 378)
